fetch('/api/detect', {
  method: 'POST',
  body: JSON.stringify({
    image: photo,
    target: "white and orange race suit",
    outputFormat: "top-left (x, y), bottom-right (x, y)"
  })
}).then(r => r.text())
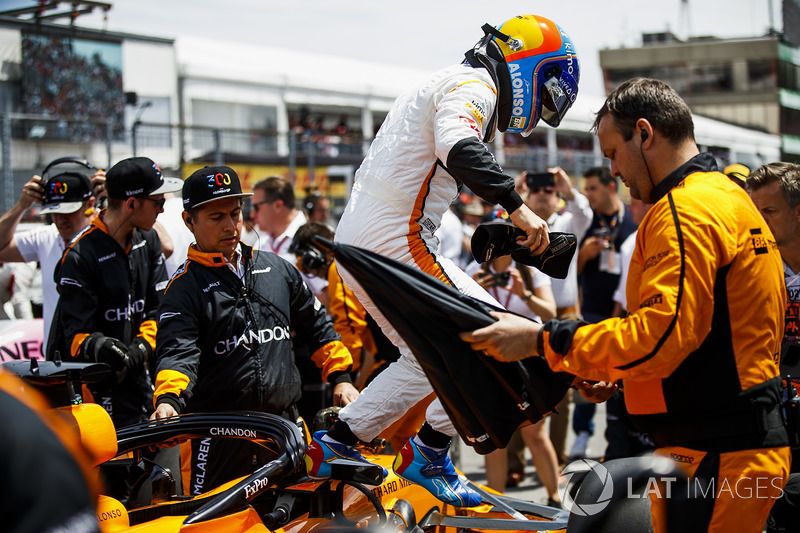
top-left (335, 63), bottom-right (525, 440)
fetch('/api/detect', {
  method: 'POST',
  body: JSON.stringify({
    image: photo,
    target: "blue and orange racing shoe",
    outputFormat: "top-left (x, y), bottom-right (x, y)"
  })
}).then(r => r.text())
top-left (305, 431), bottom-right (388, 480)
top-left (393, 438), bottom-right (482, 507)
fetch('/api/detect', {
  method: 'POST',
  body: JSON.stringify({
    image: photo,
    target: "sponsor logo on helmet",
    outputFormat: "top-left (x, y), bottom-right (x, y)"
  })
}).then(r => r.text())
top-left (562, 33), bottom-right (577, 77)
top-left (215, 326), bottom-right (291, 354)
top-left (509, 117), bottom-right (526, 129)
top-left (508, 63), bottom-right (527, 119)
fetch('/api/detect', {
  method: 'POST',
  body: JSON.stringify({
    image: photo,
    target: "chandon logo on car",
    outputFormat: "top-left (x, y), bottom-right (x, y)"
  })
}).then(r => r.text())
top-left (214, 326), bottom-right (291, 354)
top-left (210, 427), bottom-right (257, 438)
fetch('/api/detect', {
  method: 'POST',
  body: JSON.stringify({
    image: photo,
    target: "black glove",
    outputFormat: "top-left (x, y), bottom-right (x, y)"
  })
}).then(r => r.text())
top-left (81, 333), bottom-right (138, 373)
top-left (127, 336), bottom-right (152, 372)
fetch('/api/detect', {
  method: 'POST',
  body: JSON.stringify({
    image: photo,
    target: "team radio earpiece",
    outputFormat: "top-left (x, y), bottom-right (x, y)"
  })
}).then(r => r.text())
top-left (639, 127), bottom-right (655, 196)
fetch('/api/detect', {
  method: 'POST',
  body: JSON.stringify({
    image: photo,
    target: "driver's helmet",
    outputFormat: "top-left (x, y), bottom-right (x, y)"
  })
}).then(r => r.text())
top-left (470, 15), bottom-right (580, 136)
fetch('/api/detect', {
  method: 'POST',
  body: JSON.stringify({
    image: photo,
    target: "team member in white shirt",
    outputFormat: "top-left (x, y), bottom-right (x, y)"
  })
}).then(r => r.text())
top-left (0, 166), bottom-right (96, 347)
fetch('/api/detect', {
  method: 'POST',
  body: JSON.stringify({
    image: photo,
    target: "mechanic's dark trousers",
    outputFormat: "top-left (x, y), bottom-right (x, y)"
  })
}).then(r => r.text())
top-left (649, 446), bottom-right (790, 533)
top-left (603, 391), bottom-right (654, 461)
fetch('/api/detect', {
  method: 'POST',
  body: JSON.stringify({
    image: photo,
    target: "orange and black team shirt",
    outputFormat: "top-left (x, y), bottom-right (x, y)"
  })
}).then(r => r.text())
top-left (153, 243), bottom-right (352, 417)
top-left (540, 153), bottom-right (786, 435)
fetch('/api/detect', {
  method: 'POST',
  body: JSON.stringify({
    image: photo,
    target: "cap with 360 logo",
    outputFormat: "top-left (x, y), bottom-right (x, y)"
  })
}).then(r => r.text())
top-left (106, 156), bottom-right (182, 199)
top-left (40, 172), bottom-right (93, 214)
top-left (182, 165), bottom-right (252, 211)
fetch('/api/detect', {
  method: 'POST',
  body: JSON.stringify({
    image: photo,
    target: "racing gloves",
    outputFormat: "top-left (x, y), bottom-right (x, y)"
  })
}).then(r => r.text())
top-left (81, 332), bottom-right (148, 381)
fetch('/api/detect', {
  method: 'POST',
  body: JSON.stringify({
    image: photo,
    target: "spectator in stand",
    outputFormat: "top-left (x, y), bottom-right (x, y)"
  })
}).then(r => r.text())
top-left (0, 164), bottom-right (97, 347)
top-left (521, 167), bottom-right (592, 467)
top-left (569, 166), bottom-right (637, 462)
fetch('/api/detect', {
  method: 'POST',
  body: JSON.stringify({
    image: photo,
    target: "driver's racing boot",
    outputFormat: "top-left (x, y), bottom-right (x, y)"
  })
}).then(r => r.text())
top-left (306, 431), bottom-right (388, 480)
top-left (393, 438), bottom-right (482, 507)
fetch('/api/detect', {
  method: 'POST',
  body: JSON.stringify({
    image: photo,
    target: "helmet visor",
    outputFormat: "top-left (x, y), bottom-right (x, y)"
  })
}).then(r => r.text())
top-left (540, 76), bottom-right (571, 128)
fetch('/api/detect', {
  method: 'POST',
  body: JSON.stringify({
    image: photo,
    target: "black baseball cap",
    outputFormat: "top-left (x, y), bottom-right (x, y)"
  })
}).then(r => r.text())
top-left (105, 157), bottom-right (182, 199)
top-left (182, 166), bottom-right (252, 210)
top-left (39, 172), bottom-right (93, 214)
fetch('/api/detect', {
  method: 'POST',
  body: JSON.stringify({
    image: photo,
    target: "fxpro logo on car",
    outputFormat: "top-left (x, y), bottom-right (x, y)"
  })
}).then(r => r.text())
top-left (214, 326), bottom-right (291, 355)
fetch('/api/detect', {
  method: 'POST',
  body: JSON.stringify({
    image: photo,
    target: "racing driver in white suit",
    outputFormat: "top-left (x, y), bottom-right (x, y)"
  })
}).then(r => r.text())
top-left (307, 14), bottom-right (580, 507)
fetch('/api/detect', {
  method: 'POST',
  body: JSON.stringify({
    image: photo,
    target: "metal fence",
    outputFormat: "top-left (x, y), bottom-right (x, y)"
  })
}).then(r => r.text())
top-left (1, 113), bottom-right (602, 213)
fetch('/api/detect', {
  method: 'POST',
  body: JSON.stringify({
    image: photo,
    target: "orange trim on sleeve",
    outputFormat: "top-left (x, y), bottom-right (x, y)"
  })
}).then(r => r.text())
top-left (70, 333), bottom-right (90, 359)
top-left (154, 369), bottom-right (191, 408)
top-left (310, 340), bottom-right (353, 382)
top-left (138, 319), bottom-right (157, 351)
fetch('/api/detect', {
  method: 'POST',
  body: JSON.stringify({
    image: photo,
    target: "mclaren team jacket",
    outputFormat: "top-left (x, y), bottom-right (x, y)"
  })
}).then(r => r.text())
top-left (47, 213), bottom-right (166, 427)
top-left (153, 243), bottom-right (353, 416)
top-left (541, 153), bottom-right (788, 451)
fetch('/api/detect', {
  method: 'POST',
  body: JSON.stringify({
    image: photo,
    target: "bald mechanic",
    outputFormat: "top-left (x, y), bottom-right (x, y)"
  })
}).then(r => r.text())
top-left (462, 78), bottom-right (791, 533)
top-left (152, 166), bottom-right (358, 494)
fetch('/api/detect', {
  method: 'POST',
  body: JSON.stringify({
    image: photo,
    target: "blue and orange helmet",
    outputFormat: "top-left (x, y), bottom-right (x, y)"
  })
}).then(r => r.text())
top-left (467, 15), bottom-right (580, 138)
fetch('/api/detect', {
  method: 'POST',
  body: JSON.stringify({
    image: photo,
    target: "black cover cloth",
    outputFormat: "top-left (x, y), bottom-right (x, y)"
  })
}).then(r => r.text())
top-left (318, 238), bottom-right (574, 454)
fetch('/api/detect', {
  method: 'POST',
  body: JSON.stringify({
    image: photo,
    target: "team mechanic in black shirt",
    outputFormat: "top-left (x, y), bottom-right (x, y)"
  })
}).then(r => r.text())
top-left (48, 157), bottom-right (182, 428)
top-left (151, 166), bottom-right (358, 495)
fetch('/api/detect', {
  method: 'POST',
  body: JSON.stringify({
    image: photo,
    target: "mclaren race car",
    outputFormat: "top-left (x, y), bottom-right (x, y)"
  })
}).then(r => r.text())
top-left (2, 359), bottom-right (680, 533)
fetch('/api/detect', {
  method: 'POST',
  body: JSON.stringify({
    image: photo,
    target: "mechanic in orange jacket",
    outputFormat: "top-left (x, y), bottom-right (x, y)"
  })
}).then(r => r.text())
top-left (461, 78), bottom-right (791, 533)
